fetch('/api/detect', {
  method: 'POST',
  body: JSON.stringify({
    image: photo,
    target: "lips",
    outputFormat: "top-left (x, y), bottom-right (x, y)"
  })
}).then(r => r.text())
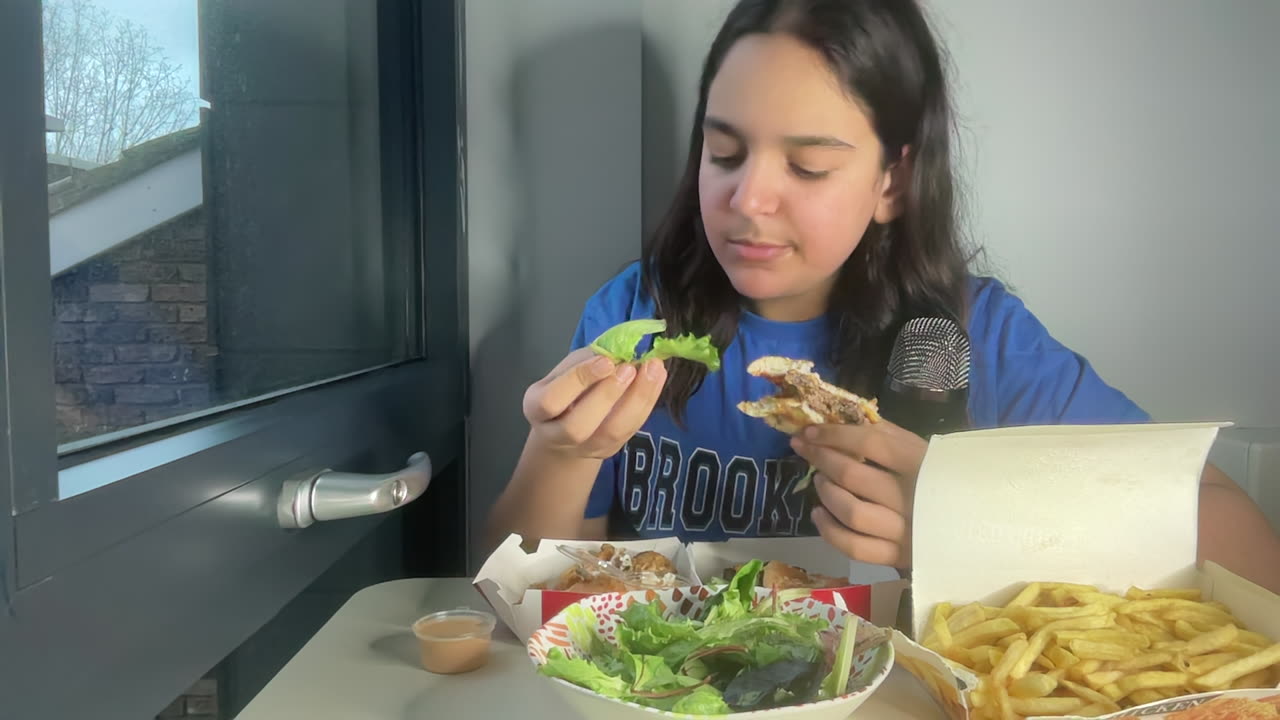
top-left (727, 238), bottom-right (790, 262)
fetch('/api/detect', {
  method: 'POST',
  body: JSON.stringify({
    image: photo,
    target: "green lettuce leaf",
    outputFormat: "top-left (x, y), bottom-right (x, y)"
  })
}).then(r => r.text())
top-left (749, 636), bottom-right (822, 668)
top-left (702, 576), bottom-right (729, 591)
top-left (671, 685), bottom-right (732, 714)
top-left (539, 648), bottom-right (631, 699)
top-left (771, 612), bottom-right (829, 638)
top-left (640, 334), bottom-right (721, 371)
top-left (563, 604), bottom-right (600, 652)
top-left (589, 319), bottom-right (667, 363)
top-left (617, 602), bottom-right (700, 656)
top-left (700, 559), bottom-right (763, 624)
top-left (760, 587), bottom-right (815, 612)
top-left (680, 657), bottom-right (710, 681)
top-left (658, 635), bottom-right (707, 670)
top-left (626, 653), bottom-right (704, 693)
top-left (696, 615), bottom-right (824, 648)
top-left (618, 651), bottom-right (726, 714)
top-left (588, 318), bottom-right (720, 371)
top-left (562, 603), bottom-right (626, 675)
top-left (819, 614), bottom-right (857, 699)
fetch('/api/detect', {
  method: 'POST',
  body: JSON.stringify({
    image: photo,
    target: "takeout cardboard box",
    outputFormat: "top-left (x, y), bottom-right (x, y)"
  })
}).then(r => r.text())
top-left (687, 536), bottom-right (908, 630)
top-left (475, 534), bottom-right (908, 640)
top-left (897, 422), bottom-right (1280, 720)
top-left (474, 535), bottom-right (695, 641)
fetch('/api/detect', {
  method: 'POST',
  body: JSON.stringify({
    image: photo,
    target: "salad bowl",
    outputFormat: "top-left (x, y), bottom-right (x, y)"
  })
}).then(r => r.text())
top-left (527, 560), bottom-right (894, 720)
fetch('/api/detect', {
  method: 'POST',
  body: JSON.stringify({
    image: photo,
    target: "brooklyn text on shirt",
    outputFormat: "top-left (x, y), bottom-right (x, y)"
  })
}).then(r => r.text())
top-left (619, 431), bottom-right (819, 537)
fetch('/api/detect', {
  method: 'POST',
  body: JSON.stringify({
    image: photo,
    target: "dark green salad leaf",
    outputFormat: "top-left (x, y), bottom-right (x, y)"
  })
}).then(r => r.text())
top-left (722, 658), bottom-right (818, 710)
top-left (537, 559), bottom-right (872, 715)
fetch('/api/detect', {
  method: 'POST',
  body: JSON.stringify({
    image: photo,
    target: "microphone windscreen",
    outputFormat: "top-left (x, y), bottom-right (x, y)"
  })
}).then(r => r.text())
top-left (887, 317), bottom-right (970, 392)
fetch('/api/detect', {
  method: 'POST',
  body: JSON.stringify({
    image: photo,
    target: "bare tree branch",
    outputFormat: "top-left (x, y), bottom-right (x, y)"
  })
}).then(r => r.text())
top-left (43, 0), bottom-right (198, 165)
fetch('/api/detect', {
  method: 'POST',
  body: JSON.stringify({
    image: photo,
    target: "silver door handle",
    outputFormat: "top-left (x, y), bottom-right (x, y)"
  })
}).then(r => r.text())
top-left (277, 451), bottom-right (432, 529)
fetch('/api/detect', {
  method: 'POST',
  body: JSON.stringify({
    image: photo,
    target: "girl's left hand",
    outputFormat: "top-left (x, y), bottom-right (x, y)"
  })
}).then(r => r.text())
top-left (789, 420), bottom-right (928, 569)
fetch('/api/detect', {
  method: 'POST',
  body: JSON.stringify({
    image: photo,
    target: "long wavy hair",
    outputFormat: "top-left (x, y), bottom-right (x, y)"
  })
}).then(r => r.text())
top-left (642, 0), bottom-right (972, 424)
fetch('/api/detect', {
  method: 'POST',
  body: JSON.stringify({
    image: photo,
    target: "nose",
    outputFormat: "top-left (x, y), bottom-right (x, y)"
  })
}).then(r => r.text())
top-left (729, 157), bottom-right (781, 217)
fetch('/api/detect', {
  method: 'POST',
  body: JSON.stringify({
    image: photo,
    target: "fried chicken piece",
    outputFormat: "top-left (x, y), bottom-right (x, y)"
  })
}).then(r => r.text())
top-left (808, 572), bottom-right (851, 589)
top-left (550, 565), bottom-right (588, 591)
top-left (564, 576), bottom-right (629, 594)
top-left (631, 550), bottom-right (676, 576)
top-left (763, 561), bottom-right (821, 590)
top-left (724, 561), bottom-right (849, 589)
top-left (540, 544), bottom-right (679, 592)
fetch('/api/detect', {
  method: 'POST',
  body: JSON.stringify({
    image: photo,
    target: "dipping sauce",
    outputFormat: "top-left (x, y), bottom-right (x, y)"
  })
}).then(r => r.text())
top-left (411, 608), bottom-right (496, 674)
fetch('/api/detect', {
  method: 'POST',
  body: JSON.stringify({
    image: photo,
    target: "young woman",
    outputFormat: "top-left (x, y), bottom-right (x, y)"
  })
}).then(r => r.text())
top-left (487, 0), bottom-right (1280, 592)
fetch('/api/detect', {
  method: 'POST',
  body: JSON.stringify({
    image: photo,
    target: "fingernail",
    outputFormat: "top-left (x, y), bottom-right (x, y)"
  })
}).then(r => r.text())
top-left (616, 363), bottom-right (637, 384)
top-left (645, 359), bottom-right (664, 380)
top-left (789, 436), bottom-right (803, 451)
top-left (804, 426), bottom-right (818, 440)
top-left (591, 356), bottom-right (614, 377)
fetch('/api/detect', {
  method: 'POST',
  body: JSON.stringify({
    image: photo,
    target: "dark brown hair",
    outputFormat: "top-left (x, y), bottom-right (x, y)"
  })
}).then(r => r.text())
top-left (642, 0), bottom-right (971, 423)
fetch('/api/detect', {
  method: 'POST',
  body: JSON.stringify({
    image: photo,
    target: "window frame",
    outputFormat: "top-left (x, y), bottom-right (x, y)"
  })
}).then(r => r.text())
top-left (1, 0), bottom-right (60, 604)
top-left (0, 0), bottom-right (468, 585)
top-left (0, 0), bottom-right (468, 716)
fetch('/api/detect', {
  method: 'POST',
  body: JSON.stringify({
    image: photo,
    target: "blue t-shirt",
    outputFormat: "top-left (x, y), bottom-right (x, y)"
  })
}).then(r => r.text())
top-left (570, 262), bottom-right (1149, 541)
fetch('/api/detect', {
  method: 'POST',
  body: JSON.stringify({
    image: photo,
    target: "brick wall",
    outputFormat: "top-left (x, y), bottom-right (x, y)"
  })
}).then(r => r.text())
top-left (52, 208), bottom-right (217, 444)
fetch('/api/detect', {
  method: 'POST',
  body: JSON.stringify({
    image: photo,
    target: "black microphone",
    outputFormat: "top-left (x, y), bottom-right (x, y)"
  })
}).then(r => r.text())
top-left (878, 317), bottom-right (971, 438)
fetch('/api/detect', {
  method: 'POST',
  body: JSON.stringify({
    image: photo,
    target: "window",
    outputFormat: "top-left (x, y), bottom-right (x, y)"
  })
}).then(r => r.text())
top-left (0, 0), bottom-right (466, 717)
top-left (43, 0), bottom-right (420, 499)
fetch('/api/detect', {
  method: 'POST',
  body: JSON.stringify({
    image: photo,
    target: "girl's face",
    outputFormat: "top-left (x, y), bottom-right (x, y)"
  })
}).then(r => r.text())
top-left (699, 33), bottom-right (903, 322)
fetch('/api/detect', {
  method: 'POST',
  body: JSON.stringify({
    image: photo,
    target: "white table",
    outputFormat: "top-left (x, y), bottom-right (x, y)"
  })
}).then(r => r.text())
top-left (236, 578), bottom-right (946, 719)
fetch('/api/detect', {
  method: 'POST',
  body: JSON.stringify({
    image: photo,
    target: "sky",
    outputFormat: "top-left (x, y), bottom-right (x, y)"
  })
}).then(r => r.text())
top-left (95, 0), bottom-right (201, 98)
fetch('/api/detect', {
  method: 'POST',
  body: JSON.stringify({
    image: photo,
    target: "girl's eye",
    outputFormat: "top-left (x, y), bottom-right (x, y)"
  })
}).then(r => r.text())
top-left (709, 153), bottom-right (744, 169)
top-left (789, 163), bottom-right (829, 180)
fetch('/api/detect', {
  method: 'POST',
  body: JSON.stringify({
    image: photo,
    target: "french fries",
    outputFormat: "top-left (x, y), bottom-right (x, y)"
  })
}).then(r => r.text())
top-left (921, 583), bottom-right (1280, 720)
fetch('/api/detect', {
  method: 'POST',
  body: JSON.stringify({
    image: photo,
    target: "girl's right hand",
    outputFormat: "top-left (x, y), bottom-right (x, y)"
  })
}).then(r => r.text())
top-left (523, 348), bottom-right (668, 460)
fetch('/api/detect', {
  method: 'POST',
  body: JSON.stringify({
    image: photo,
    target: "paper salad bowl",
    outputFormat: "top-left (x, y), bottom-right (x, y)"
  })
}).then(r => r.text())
top-left (526, 585), bottom-right (895, 720)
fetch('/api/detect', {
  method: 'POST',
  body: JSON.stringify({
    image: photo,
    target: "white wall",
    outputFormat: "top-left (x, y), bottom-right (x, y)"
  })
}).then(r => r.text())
top-left (639, 1), bottom-right (735, 238)
top-left (931, 1), bottom-right (1280, 428)
top-left (640, 1), bottom-right (1280, 428)
top-left (464, 0), bottom-right (642, 561)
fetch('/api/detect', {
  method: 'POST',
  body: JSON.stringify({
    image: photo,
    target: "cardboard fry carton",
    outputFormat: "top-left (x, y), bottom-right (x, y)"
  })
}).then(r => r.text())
top-left (1078, 688), bottom-right (1280, 719)
top-left (894, 422), bottom-right (1280, 720)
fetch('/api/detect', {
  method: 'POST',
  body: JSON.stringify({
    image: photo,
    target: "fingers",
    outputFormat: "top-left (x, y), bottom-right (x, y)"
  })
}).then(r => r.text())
top-left (800, 419), bottom-right (928, 478)
top-left (812, 474), bottom-right (907, 543)
top-left (812, 506), bottom-right (903, 567)
top-left (798, 422), bottom-right (917, 569)
top-left (524, 353), bottom-right (616, 422)
top-left (550, 362), bottom-right (640, 446)
top-left (791, 436), bottom-right (908, 513)
top-left (525, 353), bottom-right (669, 457)
top-left (545, 346), bottom-right (601, 379)
top-left (592, 359), bottom-right (668, 447)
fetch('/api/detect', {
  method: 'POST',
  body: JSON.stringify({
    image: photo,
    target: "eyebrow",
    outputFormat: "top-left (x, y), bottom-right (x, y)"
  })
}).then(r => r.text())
top-left (703, 116), bottom-right (856, 150)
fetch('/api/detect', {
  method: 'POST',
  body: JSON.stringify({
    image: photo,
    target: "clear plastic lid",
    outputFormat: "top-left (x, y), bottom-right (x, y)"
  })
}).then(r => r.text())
top-left (555, 544), bottom-right (693, 590)
top-left (412, 607), bottom-right (497, 641)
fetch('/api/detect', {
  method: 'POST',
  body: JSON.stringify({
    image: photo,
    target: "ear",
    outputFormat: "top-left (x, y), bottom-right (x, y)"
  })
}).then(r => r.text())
top-left (873, 145), bottom-right (912, 224)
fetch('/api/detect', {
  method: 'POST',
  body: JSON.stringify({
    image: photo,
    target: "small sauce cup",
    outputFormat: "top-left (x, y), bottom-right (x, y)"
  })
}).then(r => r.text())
top-left (411, 608), bottom-right (497, 674)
